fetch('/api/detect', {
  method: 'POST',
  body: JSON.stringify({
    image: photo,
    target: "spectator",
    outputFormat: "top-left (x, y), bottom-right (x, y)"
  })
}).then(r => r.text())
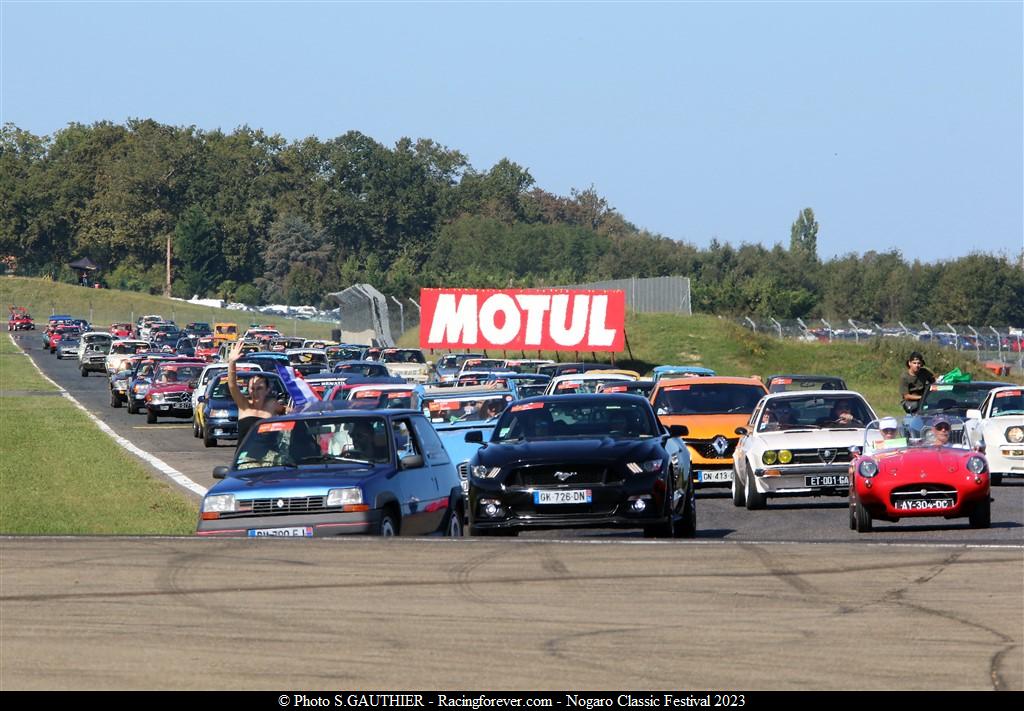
top-left (900, 351), bottom-right (935, 414)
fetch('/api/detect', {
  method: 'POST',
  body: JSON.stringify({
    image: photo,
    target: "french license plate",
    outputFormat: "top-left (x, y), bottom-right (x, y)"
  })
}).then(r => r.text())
top-left (248, 527), bottom-right (314, 537)
top-left (895, 499), bottom-right (953, 511)
top-left (806, 475), bottom-right (850, 487)
top-left (534, 489), bottom-right (592, 505)
top-left (697, 470), bottom-right (732, 483)
top-left (159, 405), bottom-right (170, 410)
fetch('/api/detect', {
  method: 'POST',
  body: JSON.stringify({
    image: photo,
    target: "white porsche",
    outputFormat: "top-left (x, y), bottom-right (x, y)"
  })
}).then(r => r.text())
top-left (966, 385), bottom-right (1024, 485)
top-left (732, 390), bottom-right (877, 509)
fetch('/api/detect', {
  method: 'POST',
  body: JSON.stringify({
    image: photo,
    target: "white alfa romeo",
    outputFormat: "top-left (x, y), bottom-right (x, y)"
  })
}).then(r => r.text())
top-left (966, 385), bottom-right (1024, 485)
top-left (732, 390), bottom-right (877, 509)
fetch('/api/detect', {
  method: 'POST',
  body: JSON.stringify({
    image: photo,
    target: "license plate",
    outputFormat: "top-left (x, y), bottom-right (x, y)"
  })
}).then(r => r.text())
top-left (247, 527), bottom-right (314, 537)
top-left (697, 470), bottom-right (732, 482)
top-left (159, 405), bottom-right (170, 410)
top-left (895, 499), bottom-right (953, 511)
top-left (806, 475), bottom-right (850, 487)
top-left (534, 489), bottom-right (592, 505)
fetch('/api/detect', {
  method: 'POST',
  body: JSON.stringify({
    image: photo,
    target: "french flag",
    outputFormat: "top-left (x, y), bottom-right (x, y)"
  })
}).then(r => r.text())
top-left (274, 364), bottom-right (320, 412)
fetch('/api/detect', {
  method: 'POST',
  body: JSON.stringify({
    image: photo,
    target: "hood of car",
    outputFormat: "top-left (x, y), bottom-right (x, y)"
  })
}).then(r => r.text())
top-left (981, 417), bottom-right (1024, 443)
top-left (211, 466), bottom-right (385, 497)
top-left (477, 437), bottom-right (663, 467)
top-left (658, 414), bottom-right (750, 439)
top-left (148, 383), bottom-right (192, 395)
top-left (874, 446), bottom-right (976, 476)
top-left (749, 428), bottom-right (864, 450)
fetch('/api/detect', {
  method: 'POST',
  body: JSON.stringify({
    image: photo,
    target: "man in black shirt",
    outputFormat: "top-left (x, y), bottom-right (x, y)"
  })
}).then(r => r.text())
top-left (899, 351), bottom-right (935, 414)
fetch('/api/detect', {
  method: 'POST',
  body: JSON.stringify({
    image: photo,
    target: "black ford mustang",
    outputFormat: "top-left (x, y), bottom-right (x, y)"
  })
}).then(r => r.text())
top-left (466, 394), bottom-right (694, 538)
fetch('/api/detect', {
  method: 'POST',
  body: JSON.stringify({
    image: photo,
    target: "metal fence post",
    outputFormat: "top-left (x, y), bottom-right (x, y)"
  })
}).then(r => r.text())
top-left (946, 322), bottom-right (959, 351)
top-left (770, 317), bottom-right (782, 339)
top-left (820, 318), bottom-right (833, 343)
top-left (390, 296), bottom-right (405, 336)
top-left (848, 319), bottom-right (860, 343)
top-left (967, 325), bottom-right (981, 360)
top-left (744, 317), bottom-right (756, 332)
top-left (990, 326), bottom-right (1002, 363)
top-left (898, 321), bottom-right (911, 337)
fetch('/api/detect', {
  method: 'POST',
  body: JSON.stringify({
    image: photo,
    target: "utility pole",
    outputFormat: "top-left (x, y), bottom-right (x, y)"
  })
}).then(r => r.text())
top-left (164, 235), bottom-right (172, 298)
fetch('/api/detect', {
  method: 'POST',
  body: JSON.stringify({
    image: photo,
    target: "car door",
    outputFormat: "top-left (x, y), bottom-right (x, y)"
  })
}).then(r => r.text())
top-left (409, 415), bottom-right (455, 530)
top-left (734, 397), bottom-right (767, 475)
top-left (390, 417), bottom-right (438, 535)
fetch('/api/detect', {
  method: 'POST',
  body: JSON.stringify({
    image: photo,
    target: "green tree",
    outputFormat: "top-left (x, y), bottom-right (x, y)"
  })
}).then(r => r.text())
top-left (174, 206), bottom-right (223, 297)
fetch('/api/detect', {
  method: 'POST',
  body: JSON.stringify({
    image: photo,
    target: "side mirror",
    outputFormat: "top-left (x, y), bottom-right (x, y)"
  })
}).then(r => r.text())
top-left (212, 466), bottom-right (230, 479)
top-left (735, 426), bottom-right (748, 436)
top-left (465, 430), bottom-right (484, 444)
top-left (400, 453), bottom-right (424, 470)
top-left (965, 409), bottom-right (982, 420)
top-left (188, 379), bottom-right (199, 389)
top-left (668, 424), bottom-right (688, 437)
top-left (197, 395), bottom-right (206, 403)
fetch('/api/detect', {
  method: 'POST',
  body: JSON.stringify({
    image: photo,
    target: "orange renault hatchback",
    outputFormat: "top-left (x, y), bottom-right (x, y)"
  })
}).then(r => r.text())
top-left (650, 376), bottom-right (769, 488)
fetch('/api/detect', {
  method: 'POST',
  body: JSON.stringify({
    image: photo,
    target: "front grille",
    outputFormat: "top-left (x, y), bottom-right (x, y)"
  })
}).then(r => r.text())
top-left (789, 448), bottom-right (854, 465)
top-left (890, 484), bottom-right (958, 507)
top-left (511, 465), bottom-right (615, 487)
top-left (159, 392), bottom-right (190, 404)
top-left (687, 437), bottom-right (738, 460)
top-left (240, 496), bottom-right (330, 516)
top-left (457, 461), bottom-right (469, 480)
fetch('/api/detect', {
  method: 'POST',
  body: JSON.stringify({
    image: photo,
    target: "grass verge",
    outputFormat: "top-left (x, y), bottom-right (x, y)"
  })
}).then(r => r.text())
top-left (0, 334), bottom-right (197, 534)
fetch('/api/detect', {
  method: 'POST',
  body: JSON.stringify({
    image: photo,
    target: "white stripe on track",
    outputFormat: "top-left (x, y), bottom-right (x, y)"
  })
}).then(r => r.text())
top-left (8, 334), bottom-right (207, 498)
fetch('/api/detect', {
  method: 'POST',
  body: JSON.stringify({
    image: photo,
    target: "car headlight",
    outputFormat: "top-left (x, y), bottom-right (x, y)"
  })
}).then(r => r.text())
top-left (149, 394), bottom-right (165, 403)
top-left (327, 487), bottom-right (363, 507)
top-left (202, 494), bottom-right (236, 513)
top-left (1007, 426), bottom-right (1024, 444)
top-left (209, 409), bottom-right (231, 418)
top-left (966, 456), bottom-right (987, 475)
top-left (472, 464), bottom-right (501, 478)
top-left (857, 459), bottom-right (879, 478)
top-left (133, 383), bottom-right (148, 394)
top-left (627, 459), bottom-right (664, 474)
top-left (777, 449), bottom-right (793, 464)
top-left (762, 450), bottom-right (778, 465)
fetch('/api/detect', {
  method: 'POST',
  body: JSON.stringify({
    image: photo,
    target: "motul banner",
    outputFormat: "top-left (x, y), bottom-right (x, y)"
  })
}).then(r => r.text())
top-left (420, 288), bottom-right (626, 352)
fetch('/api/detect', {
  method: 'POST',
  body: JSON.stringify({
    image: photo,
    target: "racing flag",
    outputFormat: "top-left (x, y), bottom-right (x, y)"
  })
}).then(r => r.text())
top-left (274, 363), bottom-right (320, 412)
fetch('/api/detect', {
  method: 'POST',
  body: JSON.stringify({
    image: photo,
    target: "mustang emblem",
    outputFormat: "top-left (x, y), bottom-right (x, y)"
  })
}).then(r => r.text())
top-left (554, 471), bottom-right (576, 481)
top-left (820, 448), bottom-right (836, 464)
top-left (276, 499), bottom-right (285, 509)
top-left (711, 436), bottom-right (730, 457)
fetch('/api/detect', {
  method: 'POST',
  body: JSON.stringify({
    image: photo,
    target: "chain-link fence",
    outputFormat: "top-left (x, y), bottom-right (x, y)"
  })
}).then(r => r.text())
top-left (562, 276), bottom-right (691, 314)
top-left (737, 316), bottom-right (1024, 367)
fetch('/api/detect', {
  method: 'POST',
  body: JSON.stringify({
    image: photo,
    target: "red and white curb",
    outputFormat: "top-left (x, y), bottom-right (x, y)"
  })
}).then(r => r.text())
top-left (7, 334), bottom-right (207, 497)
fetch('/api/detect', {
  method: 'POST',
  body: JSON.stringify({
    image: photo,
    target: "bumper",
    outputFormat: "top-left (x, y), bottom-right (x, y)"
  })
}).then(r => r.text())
top-left (147, 404), bottom-right (193, 418)
top-left (750, 464), bottom-right (851, 497)
top-left (988, 449), bottom-right (1024, 478)
top-left (196, 509), bottom-right (380, 536)
top-left (81, 360), bottom-right (106, 372)
top-left (206, 418), bottom-right (238, 440)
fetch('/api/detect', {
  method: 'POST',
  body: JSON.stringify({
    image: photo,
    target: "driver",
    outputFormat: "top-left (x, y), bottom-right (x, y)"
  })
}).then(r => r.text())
top-left (931, 417), bottom-right (952, 446)
top-left (819, 398), bottom-right (862, 427)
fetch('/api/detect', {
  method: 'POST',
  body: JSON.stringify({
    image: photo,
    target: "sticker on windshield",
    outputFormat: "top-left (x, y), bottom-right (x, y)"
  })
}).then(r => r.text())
top-left (996, 390), bottom-right (1021, 398)
top-left (511, 402), bottom-right (545, 413)
top-left (429, 400), bottom-right (463, 411)
top-left (603, 385), bottom-right (628, 393)
top-left (258, 421), bottom-right (295, 433)
top-left (664, 385), bottom-right (691, 391)
top-left (557, 381), bottom-right (581, 390)
top-left (391, 391), bottom-right (413, 398)
top-left (355, 390), bottom-right (382, 398)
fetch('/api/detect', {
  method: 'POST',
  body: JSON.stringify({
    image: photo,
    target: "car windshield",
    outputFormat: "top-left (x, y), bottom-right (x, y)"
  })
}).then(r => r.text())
top-left (209, 375), bottom-right (283, 400)
top-left (424, 395), bottom-right (514, 424)
top-left (381, 350), bottom-right (425, 364)
top-left (991, 389), bottom-right (1024, 416)
top-left (863, 416), bottom-right (971, 451)
top-left (921, 384), bottom-right (1000, 414)
top-left (288, 352), bottom-right (327, 365)
top-left (235, 416), bottom-right (390, 470)
top-left (197, 337), bottom-right (215, 348)
top-left (654, 383), bottom-right (766, 416)
top-left (348, 389), bottom-right (415, 410)
top-left (768, 376), bottom-right (845, 392)
top-left (494, 398), bottom-right (658, 441)
top-left (154, 365), bottom-right (204, 383)
top-left (461, 358), bottom-right (505, 372)
top-left (756, 395), bottom-right (872, 432)
top-left (335, 363), bottom-right (387, 376)
top-left (553, 377), bottom-right (633, 395)
top-left (328, 346), bottom-right (364, 361)
top-left (517, 384), bottom-right (548, 398)
top-left (599, 383), bottom-right (654, 396)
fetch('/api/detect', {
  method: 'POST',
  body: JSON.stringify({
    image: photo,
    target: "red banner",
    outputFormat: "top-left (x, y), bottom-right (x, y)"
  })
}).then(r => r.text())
top-left (420, 288), bottom-right (625, 352)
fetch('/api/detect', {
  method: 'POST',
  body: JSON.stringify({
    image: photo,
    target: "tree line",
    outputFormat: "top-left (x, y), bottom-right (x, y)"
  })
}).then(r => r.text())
top-left (2, 120), bottom-right (1021, 324)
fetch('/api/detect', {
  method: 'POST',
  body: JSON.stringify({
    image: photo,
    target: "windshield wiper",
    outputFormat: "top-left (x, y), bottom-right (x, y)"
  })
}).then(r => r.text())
top-left (299, 455), bottom-right (371, 465)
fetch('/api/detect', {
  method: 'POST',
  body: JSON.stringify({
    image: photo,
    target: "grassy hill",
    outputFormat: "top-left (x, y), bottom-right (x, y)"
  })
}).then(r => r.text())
top-left (401, 313), bottom-right (1017, 417)
top-left (1, 276), bottom-right (335, 340)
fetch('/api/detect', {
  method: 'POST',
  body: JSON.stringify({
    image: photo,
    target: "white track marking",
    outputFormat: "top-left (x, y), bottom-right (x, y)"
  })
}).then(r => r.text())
top-left (8, 334), bottom-right (207, 498)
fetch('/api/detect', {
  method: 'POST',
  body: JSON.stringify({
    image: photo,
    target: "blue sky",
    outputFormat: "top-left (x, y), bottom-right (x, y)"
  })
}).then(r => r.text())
top-left (2, 1), bottom-right (1021, 261)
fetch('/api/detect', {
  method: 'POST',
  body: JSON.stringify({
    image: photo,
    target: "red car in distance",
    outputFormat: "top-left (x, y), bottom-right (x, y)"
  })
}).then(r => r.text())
top-left (8, 306), bottom-right (34, 331)
top-left (849, 415), bottom-right (991, 532)
top-left (144, 361), bottom-right (206, 424)
top-left (109, 322), bottom-right (133, 338)
top-left (194, 336), bottom-right (219, 362)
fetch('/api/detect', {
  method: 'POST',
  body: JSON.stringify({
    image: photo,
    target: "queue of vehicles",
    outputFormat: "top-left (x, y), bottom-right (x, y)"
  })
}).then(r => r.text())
top-left (23, 309), bottom-right (1023, 540)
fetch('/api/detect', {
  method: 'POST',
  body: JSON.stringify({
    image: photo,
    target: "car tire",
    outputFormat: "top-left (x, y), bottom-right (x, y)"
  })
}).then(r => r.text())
top-left (127, 399), bottom-right (138, 414)
top-left (378, 510), bottom-right (399, 537)
top-left (991, 473), bottom-right (1003, 486)
top-left (146, 410), bottom-right (157, 424)
top-left (848, 501), bottom-right (857, 530)
top-left (854, 496), bottom-right (873, 533)
top-left (202, 427), bottom-right (217, 448)
top-left (676, 490), bottom-right (697, 538)
top-left (969, 498), bottom-right (991, 529)
top-left (445, 506), bottom-right (464, 537)
top-left (732, 468), bottom-right (746, 507)
top-left (745, 475), bottom-right (766, 510)
top-left (110, 391), bottom-right (121, 408)
top-left (80, 367), bottom-right (88, 377)
top-left (193, 421), bottom-right (200, 438)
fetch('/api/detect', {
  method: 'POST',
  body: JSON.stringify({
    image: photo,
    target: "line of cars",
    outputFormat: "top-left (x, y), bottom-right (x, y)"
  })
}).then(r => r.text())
top-left (31, 316), bottom-right (1023, 539)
